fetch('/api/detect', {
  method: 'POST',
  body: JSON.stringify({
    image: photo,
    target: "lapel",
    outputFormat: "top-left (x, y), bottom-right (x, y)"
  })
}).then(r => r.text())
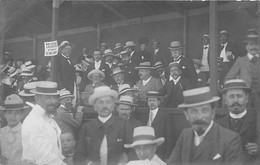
top-left (152, 108), bottom-right (164, 126)
top-left (239, 111), bottom-right (251, 135)
top-left (182, 129), bottom-right (194, 162)
top-left (244, 56), bottom-right (251, 75)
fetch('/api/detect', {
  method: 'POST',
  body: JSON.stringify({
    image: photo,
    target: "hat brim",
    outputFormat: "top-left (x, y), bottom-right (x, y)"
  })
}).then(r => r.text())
top-left (0, 105), bottom-right (30, 111)
top-left (20, 73), bottom-right (33, 76)
top-left (30, 89), bottom-right (60, 96)
top-left (220, 87), bottom-right (251, 94)
top-left (114, 46), bottom-right (122, 50)
top-left (88, 90), bottom-right (118, 105)
top-left (124, 137), bottom-right (165, 148)
top-left (119, 88), bottom-right (138, 95)
top-left (169, 46), bottom-right (182, 50)
top-left (103, 53), bottom-right (114, 58)
top-left (135, 67), bottom-right (154, 70)
top-left (115, 101), bottom-right (137, 107)
top-left (87, 72), bottom-right (105, 81)
top-left (59, 95), bottom-right (75, 100)
top-left (19, 90), bottom-right (35, 97)
top-left (111, 71), bottom-right (125, 76)
top-left (178, 96), bottom-right (220, 108)
top-left (154, 66), bottom-right (163, 70)
top-left (146, 95), bottom-right (164, 99)
top-left (58, 43), bottom-right (74, 50)
top-left (123, 44), bottom-right (136, 49)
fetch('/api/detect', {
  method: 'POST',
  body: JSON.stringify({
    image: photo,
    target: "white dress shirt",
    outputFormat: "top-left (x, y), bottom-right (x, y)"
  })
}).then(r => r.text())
top-left (247, 53), bottom-right (259, 60)
top-left (150, 108), bottom-right (159, 122)
top-left (142, 76), bottom-right (152, 86)
top-left (22, 104), bottom-right (66, 165)
top-left (230, 109), bottom-right (247, 119)
top-left (127, 154), bottom-right (166, 165)
top-left (220, 43), bottom-right (230, 62)
top-left (95, 60), bottom-right (101, 69)
top-left (169, 76), bottom-right (181, 85)
top-left (201, 44), bottom-right (210, 71)
top-left (194, 120), bottom-right (214, 146)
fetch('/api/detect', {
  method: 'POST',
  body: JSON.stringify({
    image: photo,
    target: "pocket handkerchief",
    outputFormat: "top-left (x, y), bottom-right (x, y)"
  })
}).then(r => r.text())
top-left (213, 153), bottom-right (221, 160)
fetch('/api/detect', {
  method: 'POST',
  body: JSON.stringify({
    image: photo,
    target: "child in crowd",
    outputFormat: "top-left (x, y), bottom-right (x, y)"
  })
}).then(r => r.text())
top-left (61, 132), bottom-right (76, 165)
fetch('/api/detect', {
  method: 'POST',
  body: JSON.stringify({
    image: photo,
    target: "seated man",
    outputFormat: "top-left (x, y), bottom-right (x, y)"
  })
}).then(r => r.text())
top-left (118, 84), bottom-right (139, 104)
top-left (125, 126), bottom-right (166, 165)
top-left (110, 67), bottom-right (126, 91)
top-left (61, 132), bottom-right (76, 165)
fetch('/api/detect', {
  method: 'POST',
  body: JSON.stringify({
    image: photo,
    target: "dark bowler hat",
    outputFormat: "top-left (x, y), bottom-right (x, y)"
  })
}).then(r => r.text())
top-left (178, 87), bottom-right (220, 108)
top-left (0, 94), bottom-right (28, 111)
top-left (146, 91), bottom-right (164, 99)
top-left (31, 81), bottom-right (60, 95)
top-left (220, 79), bottom-right (251, 94)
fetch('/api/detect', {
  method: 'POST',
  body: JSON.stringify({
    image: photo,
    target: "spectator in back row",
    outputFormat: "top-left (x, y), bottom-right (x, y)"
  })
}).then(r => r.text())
top-left (110, 67), bottom-right (127, 91)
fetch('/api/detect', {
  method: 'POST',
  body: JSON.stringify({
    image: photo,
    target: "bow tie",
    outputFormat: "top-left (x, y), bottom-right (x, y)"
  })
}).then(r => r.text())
top-left (251, 56), bottom-right (258, 63)
top-left (204, 46), bottom-right (208, 49)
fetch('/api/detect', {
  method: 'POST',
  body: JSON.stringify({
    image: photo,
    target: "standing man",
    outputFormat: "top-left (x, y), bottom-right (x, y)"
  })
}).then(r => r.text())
top-left (75, 86), bottom-right (133, 165)
top-left (56, 41), bottom-right (76, 95)
top-left (137, 37), bottom-right (152, 63)
top-left (151, 39), bottom-right (165, 66)
top-left (124, 41), bottom-right (141, 66)
top-left (217, 79), bottom-right (257, 162)
top-left (22, 81), bottom-right (66, 165)
top-left (200, 34), bottom-right (210, 84)
top-left (167, 87), bottom-right (243, 164)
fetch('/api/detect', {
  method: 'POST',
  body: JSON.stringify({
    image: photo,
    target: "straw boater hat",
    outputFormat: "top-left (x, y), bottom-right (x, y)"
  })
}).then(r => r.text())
top-left (115, 95), bottom-right (137, 106)
top-left (220, 30), bottom-right (229, 36)
top-left (203, 34), bottom-right (209, 38)
top-left (8, 67), bottom-right (18, 77)
top-left (154, 61), bottom-right (163, 70)
top-left (20, 67), bottom-right (34, 77)
top-left (119, 50), bottom-right (130, 57)
top-left (178, 86), bottom-right (220, 108)
top-left (168, 62), bottom-right (181, 69)
top-left (135, 62), bottom-right (154, 70)
top-left (192, 59), bottom-right (203, 66)
top-left (244, 29), bottom-right (258, 43)
top-left (118, 84), bottom-right (138, 95)
top-left (58, 41), bottom-right (74, 51)
top-left (114, 43), bottom-right (123, 50)
top-left (0, 94), bottom-right (28, 111)
top-left (220, 79), bottom-right (251, 94)
top-left (111, 67), bottom-right (124, 76)
top-left (19, 82), bottom-right (37, 97)
top-left (87, 69), bottom-right (105, 81)
top-left (101, 43), bottom-right (107, 47)
top-left (59, 89), bottom-right (75, 100)
top-left (124, 41), bottom-right (136, 49)
top-left (21, 61), bottom-right (36, 70)
top-left (31, 81), bottom-right (60, 95)
top-left (169, 41), bottom-right (182, 50)
top-left (124, 126), bottom-right (165, 148)
top-left (88, 86), bottom-right (118, 105)
top-left (146, 91), bottom-right (164, 99)
top-left (103, 49), bottom-right (114, 58)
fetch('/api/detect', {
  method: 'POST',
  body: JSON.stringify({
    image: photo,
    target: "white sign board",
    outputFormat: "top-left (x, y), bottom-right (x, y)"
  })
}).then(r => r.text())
top-left (44, 41), bottom-right (58, 57)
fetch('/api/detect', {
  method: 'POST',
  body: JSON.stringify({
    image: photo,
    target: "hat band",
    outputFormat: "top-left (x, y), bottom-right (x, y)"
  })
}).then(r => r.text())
top-left (133, 134), bottom-right (155, 142)
top-left (24, 88), bottom-right (33, 94)
top-left (22, 71), bottom-right (33, 74)
top-left (36, 86), bottom-right (57, 93)
top-left (224, 82), bottom-right (247, 88)
top-left (119, 88), bottom-right (131, 94)
top-left (4, 103), bottom-right (24, 109)
top-left (119, 100), bottom-right (133, 105)
top-left (184, 92), bottom-right (212, 105)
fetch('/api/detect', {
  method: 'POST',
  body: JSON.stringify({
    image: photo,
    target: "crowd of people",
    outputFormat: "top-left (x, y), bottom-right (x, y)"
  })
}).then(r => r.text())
top-left (0, 28), bottom-right (259, 165)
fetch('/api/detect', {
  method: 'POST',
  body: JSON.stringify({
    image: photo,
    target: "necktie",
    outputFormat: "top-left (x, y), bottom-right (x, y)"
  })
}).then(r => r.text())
top-left (100, 135), bottom-right (108, 165)
top-left (147, 111), bottom-right (153, 126)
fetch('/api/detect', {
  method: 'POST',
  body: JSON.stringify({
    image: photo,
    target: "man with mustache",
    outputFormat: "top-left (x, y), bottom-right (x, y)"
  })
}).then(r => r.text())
top-left (22, 81), bottom-right (66, 165)
top-left (225, 29), bottom-right (260, 108)
top-left (217, 79), bottom-right (257, 162)
top-left (167, 86), bottom-right (243, 165)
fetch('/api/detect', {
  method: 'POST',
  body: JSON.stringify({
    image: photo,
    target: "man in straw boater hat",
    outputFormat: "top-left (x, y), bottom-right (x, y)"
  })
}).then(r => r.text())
top-left (216, 79), bottom-right (258, 162)
top-left (103, 49), bottom-right (116, 70)
top-left (225, 29), bottom-right (260, 108)
top-left (153, 61), bottom-right (166, 86)
top-left (0, 94), bottom-right (28, 165)
top-left (124, 41), bottom-right (140, 66)
top-left (125, 126), bottom-right (166, 165)
top-left (113, 43), bottom-right (123, 66)
top-left (135, 61), bottom-right (163, 106)
top-left (167, 86), bottom-right (243, 164)
top-left (110, 67), bottom-right (127, 91)
top-left (74, 86), bottom-right (133, 165)
top-left (118, 84), bottom-right (140, 104)
top-left (115, 95), bottom-right (142, 131)
top-left (54, 89), bottom-right (80, 135)
top-left (22, 81), bottom-right (67, 165)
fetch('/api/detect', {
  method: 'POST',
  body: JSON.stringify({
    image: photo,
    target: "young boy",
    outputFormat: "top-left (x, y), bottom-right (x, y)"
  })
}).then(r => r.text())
top-left (61, 132), bottom-right (76, 165)
top-left (0, 94), bottom-right (28, 165)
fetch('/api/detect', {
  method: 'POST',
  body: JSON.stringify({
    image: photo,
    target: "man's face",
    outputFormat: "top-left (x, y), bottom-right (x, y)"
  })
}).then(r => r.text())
top-left (94, 96), bottom-right (115, 117)
top-left (93, 53), bottom-right (102, 62)
top-left (224, 89), bottom-right (248, 115)
top-left (202, 37), bottom-right (209, 45)
top-left (140, 44), bottom-right (147, 51)
top-left (4, 110), bottom-right (23, 128)
top-left (61, 133), bottom-right (76, 153)
top-left (117, 104), bottom-right (132, 119)
top-left (61, 45), bottom-right (72, 57)
top-left (170, 67), bottom-right (181, 79)
top-left (113, 58), bottom-right (121, 65)
top-left (246, 41), bottom-right (259, 55)
top-left (171, 48), bottom-right (182, 59)
top-left (91, 73), bottom-right (101, 84)
top-left (155, 67), bottom-right (164, 75)
top-left (125, 47), bottom-right (132, 52)
top-left (220, 34), bottom-right (228, 44)
top-left (152, 42), bottom-right (159, 50)
top-left (113, 73), bottom-right (124, 84)
top-left (82, 48), bottom-right (88, 55)
top-left (147, 97), bottom-right (160, 110)
top-left (134, 144), bottom-right (157, 160)
top-left (121, 54), bottom-right (131, 65)
top-left (139, 69), bottom-right (151, 80)
top-left (36, 94), bottom-right (60, 115)
top-left (105, 55), bottom-right (113, 63)
top-left (184, 103), bottom-right (215, 136)
top-left (60, 97), bottom-right (73, 108)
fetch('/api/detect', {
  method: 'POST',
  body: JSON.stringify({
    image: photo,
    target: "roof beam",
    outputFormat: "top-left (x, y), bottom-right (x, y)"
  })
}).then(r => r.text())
top-left (97, 1), bottom-right (127, 20)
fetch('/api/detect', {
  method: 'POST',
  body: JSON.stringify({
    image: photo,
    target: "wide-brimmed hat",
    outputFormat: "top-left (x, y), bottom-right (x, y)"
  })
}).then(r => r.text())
top-left (88, 86), bottom-right (118, 105)
top-left (0, 94), bottom-right (28, 111)
top-left (118, 84), bottom-right (138, 95)
top-left (135, 62), bottom-right (154, 70)
top-left (21, 61), bottom-right (36, 70)
top-left (100, 43), bottom-right (107, 47)
top-left (115, 95), bottom-right (137, 106)
top-left (8, 67), bottom-right (18, 77)
top-left (111, 67), bottom-right (124, 76)
top-left (58, 41), bottom-right (74, 51)
top-left (87, 69), bottom-right (105, 81)
top-left (192, 59), bottom-right (203, 66)
top-left (203, 34), bottom-right (209, 38)
top-left (120, 50), bottom-right (130, 57)
top-left (154, 61), bottom-right (163, 70)
top-left (168, 62), bottom-right (181, 69)
top-left (178, 87), bottom-right (220, 108)
top-left (169, 41), bottom-right (182, 50)
top-left (19, 82), bottom-right (37, 97)
top-left (114, 43), bottom-right (123, 50)
top-left (124, 126), bottom-right (165, 148)
top-left (220, 30), bottom-right (229, 35)
top-left (31, 81), bottom-right (60, 95)
top-left (244, 29), bottom-right (258, 43)
top-left (146, 91), bottom-right (164, 99)
top-left (20, 67), bottom-right (34, 77)
top-left (103, 49), bottom-right (114, 58)
top-left (124, 41), bottom-right (136, 49)
top-left (220, 79), bottom-right (251, 94)
top-left (59, 89), bottom-right (75, 100)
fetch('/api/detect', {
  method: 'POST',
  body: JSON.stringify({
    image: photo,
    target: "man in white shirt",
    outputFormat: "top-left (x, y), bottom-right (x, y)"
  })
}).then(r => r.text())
top-left (200, 34), bottom-right (210, 84)
top-left (22, 81), bottom-right (66, 165)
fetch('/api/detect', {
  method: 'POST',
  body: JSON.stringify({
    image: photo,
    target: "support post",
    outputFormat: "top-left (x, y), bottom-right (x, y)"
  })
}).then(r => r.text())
top-left (97, 23), bottom-right (101, 49)
top-left (183, 10), bottom-right (187, 57)
top-left (209, 1), bottom-right (218, 99)
top-left (0, 1), bottom-right (4, 105)
top-left (32, 33), bottom-right (37, 60)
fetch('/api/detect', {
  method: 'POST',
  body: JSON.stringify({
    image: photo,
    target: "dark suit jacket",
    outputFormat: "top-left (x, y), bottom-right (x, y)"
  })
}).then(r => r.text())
top-left (123, 62), bottom-right (139, 86)
top-left (55, 54), bottom-right (76, 94)
top-left (151, 48), bottom-right (166, 66)
top-left (216, 110), bottom-right (257, 161)
top-left (167, 122), bottom-right (244, 165)
top-left (131, 51), bottom-right (142, 66)
top-left (159, 77), bottom-right (192, 108)
top-left (218, 42), bottom-right (238, 61)
top-left (74, 115), bottom-right (133, 165)
top-left (136, 50), bottom-right (152, 63)
top-left (80, 61), bottom-right (112, 91)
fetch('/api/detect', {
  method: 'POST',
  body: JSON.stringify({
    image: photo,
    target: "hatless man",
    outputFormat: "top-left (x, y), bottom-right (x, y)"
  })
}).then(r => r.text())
top-left (22, 81), bottom-right (66, 165)
top-left (167, 87), bottom-right (244, 165)
top-left (137, 37), bottom-right (152, 63)
top-left (217, 79), bottom-right (257, 162)
top-left (151, 39), bottom-right (165, 66)
top-left (200, 34), bottom-right (210, 84)
top-left (74, 86), bottom-right (133, 165)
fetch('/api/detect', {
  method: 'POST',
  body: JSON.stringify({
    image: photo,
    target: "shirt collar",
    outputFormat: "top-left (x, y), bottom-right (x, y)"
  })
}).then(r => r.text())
top-left (194, 120), bottom-right (214, 139)
top-left (229, 109), bottom-right (247, 119)
top-left (98, 113), bottom-right (112, 123)
top-left (95, 60), bottom-right (101, 65)
top-left (61, 53), bottom-right (69, 59)
top-left (169, 76), bottom-right (181, 83)
top-left (247, 53), bottom-right (259, 60)
top-left (143, 76), bottom-right (152, 84)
